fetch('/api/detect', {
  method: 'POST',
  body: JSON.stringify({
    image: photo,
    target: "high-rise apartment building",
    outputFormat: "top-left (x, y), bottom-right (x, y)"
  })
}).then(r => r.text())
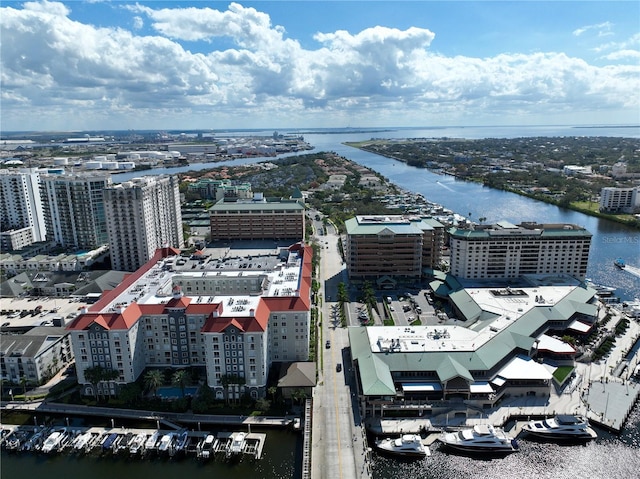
top-left (40, 172), bottom-right (112, 250)
top-left (105, 176), bottom-right (184, 272)
top-left (0, 168), bottom-right (47, 247)
top-left (344, 215), bottom-right (445, 281)
top-left (448, 221), bottom-right (592, 280)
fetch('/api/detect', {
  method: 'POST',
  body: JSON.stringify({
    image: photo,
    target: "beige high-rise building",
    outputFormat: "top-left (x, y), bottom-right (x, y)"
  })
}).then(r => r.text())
top-left (448, 221), bottom-right (592, 280)
top-left (105, 175), bottom-right (184, 272)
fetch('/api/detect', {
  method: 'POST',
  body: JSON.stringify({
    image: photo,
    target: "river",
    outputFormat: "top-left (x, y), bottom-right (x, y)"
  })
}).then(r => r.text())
top-left (114, 125), bottom-right (640, 301)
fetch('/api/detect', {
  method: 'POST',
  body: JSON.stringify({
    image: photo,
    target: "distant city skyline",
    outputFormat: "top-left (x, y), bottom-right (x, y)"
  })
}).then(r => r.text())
top-left (1, 1), bottom-right (639, 131)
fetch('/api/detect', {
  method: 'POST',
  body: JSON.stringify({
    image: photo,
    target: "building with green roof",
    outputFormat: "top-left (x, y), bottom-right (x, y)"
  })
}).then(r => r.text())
top-left (348, 278), bottom-right (597, 418)
top-left (448, 221), bottom-right (592, 281)
top-left (344, 215), bottom-right (444, 282)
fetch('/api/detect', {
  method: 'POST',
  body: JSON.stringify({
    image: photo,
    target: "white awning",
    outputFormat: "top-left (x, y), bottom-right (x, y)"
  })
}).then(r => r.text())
top-left (497, 355), bottom-right (553, 381)
top-left (491, 376), bottom-right (506, 387)
top-left (469, 382), bottom-right (494, 393)
top-left (536, 334), bottom-right (576, 354)
top-left (568, 319), bottom-right (593, 333)
top-left (401, 382), bottom-right (443, 392)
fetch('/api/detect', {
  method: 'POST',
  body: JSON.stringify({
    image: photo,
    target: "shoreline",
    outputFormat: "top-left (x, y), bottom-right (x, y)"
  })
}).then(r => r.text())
top-left (347, 143), bottom-right (640, 230)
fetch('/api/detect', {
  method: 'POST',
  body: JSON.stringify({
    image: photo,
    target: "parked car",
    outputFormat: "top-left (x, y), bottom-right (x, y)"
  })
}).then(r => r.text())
top-left (326, 340), bottom-right (331, 349)
top-left (336, 363), bottom-right (342, 372)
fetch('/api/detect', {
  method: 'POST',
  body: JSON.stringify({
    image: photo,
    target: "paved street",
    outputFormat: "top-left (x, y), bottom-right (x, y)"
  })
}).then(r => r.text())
top-left (310, 213), bottom-right (371, 479)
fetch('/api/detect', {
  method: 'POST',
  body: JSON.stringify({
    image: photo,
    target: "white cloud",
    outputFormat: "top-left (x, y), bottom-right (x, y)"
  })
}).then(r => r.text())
top-left (1, 1), bottom-right (638, 130)
top-left (573, 21), bottom-right (613, 37)
top-left (132, 16), bottom-right (143, 30)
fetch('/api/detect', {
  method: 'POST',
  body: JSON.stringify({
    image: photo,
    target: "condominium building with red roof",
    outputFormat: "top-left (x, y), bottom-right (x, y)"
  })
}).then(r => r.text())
top-left (66, 243), bottom-right (313, 400)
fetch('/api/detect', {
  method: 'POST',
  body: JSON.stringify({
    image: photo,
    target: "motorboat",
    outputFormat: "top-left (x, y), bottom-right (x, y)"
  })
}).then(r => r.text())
top-left (157, 433), bottom-right (175, 454)
top-left (614, 258), bottom-right (625, 269)
top-left (41, 429), bottom-right (67, 453)
top-left (129, 433), bottom-right (147, 455)
top-left (375, 434), bottom-right (430, 457)
top-left (521, 414), bottom-right (597, 441)
top-left (440, 424), bottom-right (518, 454)
top-left (226, 432), bottom-right (246, 457)
top-left (144, 430), bottom-right (160, 452)
top-left (197, 434), bottom-right (217, 459)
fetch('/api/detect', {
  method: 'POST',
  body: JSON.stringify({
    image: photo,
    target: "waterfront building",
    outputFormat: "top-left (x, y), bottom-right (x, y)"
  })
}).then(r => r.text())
top-left (105, 176), bottom-right (184, 272)
top-left (344, 215), bottom-right (445, 282)
top-left (209, 195), bottom-right (305, 241)
top-left (599, 186), bottom-right (640, 213)
top-left (66, 243), bottom-right (312, 399)
top-left (0, 326), bottom-right (73, 386)
top-left (40, 172), bottom-right (112, 250)
top-left (0, 168), bottom-right (47, 248)
top-left (448, 221), bottom-right (591, 281)
top-left (349, 276), bottom-right (597, 417)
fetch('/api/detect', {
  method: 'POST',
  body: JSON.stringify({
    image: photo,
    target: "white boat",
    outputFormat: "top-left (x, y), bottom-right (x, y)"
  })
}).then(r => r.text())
top-left (521, 414), bottom-right (597, 441)
top-left (226, 432), bottom-right (246, 457)
top-left (197, 434), bottom-right (217, 459)
top-left (41, 430), bottom-right (67, 453)
top-left (129, 433), bottom-right (147, 455)
top-left (440, 424), bottom-right (518, 454)
top-left (72, 431), bottom-right (93, 452)
top-left (157, 433), bottom-right (175, 453)
top-left (375, 434), bottom-right (430, 457)
top-left (144, 431), bottom-right (160, 452)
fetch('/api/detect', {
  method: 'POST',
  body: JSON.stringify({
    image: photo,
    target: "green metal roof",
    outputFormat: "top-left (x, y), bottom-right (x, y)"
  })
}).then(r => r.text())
top-left (210, 199), bottom-right (304, 212)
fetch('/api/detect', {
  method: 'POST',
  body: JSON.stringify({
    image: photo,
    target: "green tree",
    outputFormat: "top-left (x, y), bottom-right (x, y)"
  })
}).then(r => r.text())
top-left (144, 369), bottom-right (164, 398)
top-left (172, 369), bottom-right (189, 398)
top-left (83, 366), bottom-right (104, 401)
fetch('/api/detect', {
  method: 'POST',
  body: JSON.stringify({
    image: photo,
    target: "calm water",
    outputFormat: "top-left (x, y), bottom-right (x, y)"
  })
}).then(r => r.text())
top-left (0, 427), bottom-right (300, 479)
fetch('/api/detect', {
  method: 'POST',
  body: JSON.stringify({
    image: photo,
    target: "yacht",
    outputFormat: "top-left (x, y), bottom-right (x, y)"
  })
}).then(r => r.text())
top-left (375, 434), bottom-right (430, 457)
top-left (440, 424), bottom-right (518, 454)
top-left (521, 414), bottom-right (597, 441)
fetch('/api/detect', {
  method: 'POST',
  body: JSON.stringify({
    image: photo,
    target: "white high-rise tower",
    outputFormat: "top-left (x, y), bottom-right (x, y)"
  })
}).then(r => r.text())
top-left (0, 168), bottom-right (47, 248)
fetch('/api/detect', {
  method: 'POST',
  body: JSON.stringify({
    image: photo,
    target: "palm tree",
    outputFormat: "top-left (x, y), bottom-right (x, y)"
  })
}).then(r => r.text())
top-left (171, 369), bottom-right (189, 398)
top-left (144, 369), bottom-right (164, 398)
top-left (83, 366), bottom-right (104, 401)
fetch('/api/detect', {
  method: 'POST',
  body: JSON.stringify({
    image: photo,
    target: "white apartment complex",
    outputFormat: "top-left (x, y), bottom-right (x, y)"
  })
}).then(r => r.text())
top-left (40, 172), bottom-right (112, 250)
top-left (66, 244), bottom-right (312, 400)
top-left (0, 168), bottom-right (47, 247)
top-left (448, 221), bottom-right (592, 280)
top-left (105, 176), bottom-right (184, 272)
top-left (599, 186), bottom-right (640, 213)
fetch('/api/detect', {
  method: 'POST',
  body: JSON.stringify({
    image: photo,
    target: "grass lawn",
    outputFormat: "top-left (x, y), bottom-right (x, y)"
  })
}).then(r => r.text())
top-left (553, 365), bottom-right (574, 384)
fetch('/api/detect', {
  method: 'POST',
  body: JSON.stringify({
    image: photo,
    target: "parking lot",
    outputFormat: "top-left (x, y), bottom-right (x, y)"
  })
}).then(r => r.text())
top-left (0, 296), bottom-right (85, 330)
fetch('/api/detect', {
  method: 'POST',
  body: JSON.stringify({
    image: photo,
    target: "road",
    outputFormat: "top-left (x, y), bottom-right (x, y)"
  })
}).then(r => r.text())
top-left (309, 211), bottom-right (371, 479)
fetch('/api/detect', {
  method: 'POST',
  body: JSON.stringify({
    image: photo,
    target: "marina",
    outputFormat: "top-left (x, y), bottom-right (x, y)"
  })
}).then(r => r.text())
top-left (0, 424), bottom-right (266, 462)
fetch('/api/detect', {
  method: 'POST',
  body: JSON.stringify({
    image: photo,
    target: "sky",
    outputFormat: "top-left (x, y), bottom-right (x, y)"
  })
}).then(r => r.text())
top-left (1, 1), bottom-right (639, 131)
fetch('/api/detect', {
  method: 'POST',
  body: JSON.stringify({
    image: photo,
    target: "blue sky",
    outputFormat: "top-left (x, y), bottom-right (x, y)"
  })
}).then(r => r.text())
top-left (1, 1), bottom-right (639, 131)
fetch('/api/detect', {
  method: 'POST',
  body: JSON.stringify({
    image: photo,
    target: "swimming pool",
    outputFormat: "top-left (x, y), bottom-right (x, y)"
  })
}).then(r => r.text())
top-left (156, 386), bottom-right (199, 399)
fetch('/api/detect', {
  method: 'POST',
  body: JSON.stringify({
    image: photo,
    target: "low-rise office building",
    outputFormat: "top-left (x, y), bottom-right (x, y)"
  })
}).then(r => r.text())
top-left (349, 275), bottom-right (597, 418)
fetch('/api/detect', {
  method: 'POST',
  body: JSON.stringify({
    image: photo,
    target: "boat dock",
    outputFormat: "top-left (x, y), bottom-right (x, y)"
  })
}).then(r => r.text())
top-left (0, 424), bottom-right (266, 461)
